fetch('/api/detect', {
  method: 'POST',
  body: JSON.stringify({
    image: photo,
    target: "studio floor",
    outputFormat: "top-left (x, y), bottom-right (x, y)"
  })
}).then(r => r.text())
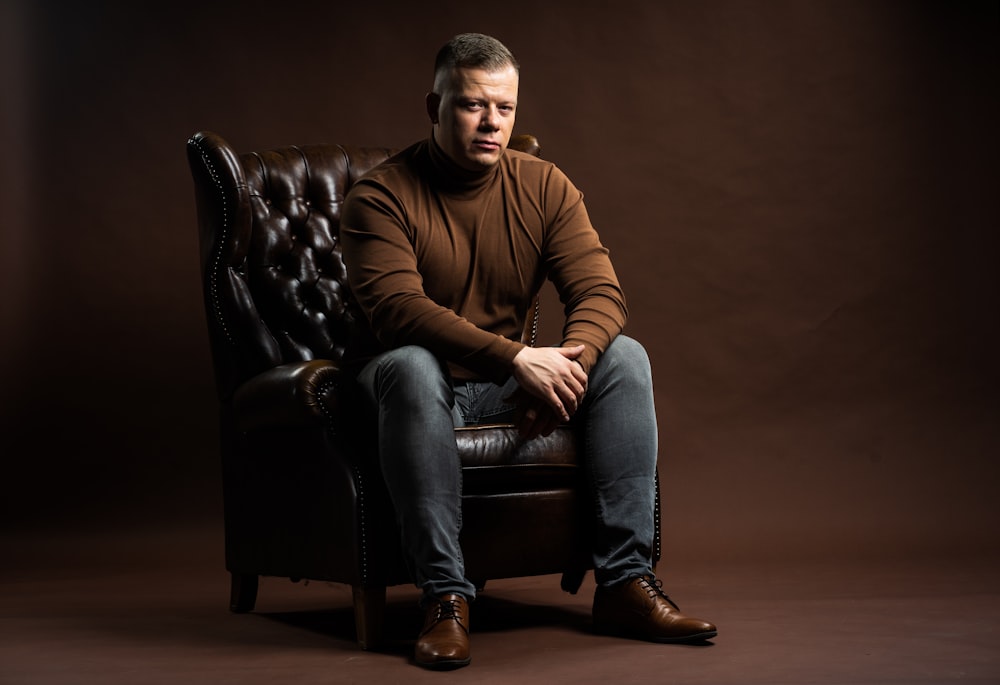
top-left (1, 523), bottom-right (997, 685)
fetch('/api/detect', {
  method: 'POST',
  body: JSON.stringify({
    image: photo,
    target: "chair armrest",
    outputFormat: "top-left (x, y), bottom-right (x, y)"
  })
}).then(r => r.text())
top-left (232, 359), bottom-right (343, 431)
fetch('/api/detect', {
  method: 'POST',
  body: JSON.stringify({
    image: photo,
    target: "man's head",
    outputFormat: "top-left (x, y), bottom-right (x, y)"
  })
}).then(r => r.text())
top-left (426, 33), bottom-right (520, 171)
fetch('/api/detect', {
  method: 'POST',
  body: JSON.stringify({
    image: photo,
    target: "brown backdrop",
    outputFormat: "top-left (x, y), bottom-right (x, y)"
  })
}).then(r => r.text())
top-left (1, 0), bottom-right (996, 564)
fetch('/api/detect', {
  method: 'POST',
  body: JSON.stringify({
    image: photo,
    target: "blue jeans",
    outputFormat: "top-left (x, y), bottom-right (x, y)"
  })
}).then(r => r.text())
top-left (356, 335), bottom-right (658, 604)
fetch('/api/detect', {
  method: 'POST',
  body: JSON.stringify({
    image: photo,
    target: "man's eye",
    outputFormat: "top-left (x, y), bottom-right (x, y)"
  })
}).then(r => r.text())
top-left (463, 102), bottom-right (483, 111)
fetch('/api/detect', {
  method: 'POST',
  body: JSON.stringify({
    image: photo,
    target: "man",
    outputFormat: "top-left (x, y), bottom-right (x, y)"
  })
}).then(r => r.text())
top-left (341, 32), bottom-right (716, 670)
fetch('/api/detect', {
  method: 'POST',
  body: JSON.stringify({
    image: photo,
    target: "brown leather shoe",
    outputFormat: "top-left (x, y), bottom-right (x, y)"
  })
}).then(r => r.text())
top-left (414, 593), bottom-right (471, 670)
top-left (593, 574), bottom-right (717, 643)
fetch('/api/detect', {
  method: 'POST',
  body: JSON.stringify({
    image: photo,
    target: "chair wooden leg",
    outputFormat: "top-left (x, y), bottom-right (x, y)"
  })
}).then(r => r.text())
top-left (352, 585), bottom-right (386, 650)
top-left (229, 572), bottom-right (258, 613)
top-left (560, 568), bottom-right (586, 594)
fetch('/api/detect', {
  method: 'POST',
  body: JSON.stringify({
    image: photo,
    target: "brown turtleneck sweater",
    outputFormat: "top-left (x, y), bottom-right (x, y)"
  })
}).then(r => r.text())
top-left (340, 136), bottom-right (627, 383)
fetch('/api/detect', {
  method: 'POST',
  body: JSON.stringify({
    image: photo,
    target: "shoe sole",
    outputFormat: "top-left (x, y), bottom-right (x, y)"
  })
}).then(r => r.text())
top-left (416, 657), bottom-right (472, 670)
top-left (647, 630), bottom-right (717, 644)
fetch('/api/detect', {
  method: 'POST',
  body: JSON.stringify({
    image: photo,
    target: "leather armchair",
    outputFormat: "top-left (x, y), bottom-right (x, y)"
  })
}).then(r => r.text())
top-left (185, 131), bottom-right (661, 649)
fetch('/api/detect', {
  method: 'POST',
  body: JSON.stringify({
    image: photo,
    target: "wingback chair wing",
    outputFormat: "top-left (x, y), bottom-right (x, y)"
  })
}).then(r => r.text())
top-left (185, 130), bottom-right (661, 649)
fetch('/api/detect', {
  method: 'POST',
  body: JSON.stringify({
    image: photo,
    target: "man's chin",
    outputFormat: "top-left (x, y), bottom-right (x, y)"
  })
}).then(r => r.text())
top-left (469, 152), bottom-right (503, 169)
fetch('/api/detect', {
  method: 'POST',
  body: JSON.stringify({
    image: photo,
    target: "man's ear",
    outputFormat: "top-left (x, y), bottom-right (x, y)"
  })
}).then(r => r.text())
top-left (425, 92), bottom-right (441, 124)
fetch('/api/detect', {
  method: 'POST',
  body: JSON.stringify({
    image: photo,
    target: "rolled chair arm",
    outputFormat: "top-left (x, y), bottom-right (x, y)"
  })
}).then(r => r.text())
top-left (233, 359), bottom-right (343, 431)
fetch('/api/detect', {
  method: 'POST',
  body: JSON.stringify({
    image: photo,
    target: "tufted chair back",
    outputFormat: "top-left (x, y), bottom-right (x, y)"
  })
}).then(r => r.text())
top-left (186, 131), bottom-right (656, 651)
top-left (189, 135), bottom-right (388, 399)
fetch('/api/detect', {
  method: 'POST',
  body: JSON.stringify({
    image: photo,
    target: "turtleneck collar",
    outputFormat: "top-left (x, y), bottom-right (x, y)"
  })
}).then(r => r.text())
top-left (425, 133), bottom-right (501, 196)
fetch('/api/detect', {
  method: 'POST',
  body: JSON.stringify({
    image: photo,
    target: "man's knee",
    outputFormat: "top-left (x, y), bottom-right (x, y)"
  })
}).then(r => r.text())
top-left (372, 346), bottom-right (451, 400)
top-left (379, 345), bottom-right (443, 374)
top-left (600, 335), bottom-right (652, 380)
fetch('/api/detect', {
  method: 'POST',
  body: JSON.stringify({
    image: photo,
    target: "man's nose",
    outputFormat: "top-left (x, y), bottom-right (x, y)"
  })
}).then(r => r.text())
top-left (480, 106), bottom-right (500, 130)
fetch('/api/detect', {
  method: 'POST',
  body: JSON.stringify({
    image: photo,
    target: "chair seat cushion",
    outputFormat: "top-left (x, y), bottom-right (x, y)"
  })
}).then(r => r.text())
top-left (456, 425), bottom-right (582, 494)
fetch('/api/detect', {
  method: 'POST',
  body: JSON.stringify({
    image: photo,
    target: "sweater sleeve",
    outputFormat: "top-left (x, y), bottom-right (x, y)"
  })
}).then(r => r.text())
top-left (540, 166), bottom-right (628, 374)
top-left (340, 179), bottom-right (524, 383)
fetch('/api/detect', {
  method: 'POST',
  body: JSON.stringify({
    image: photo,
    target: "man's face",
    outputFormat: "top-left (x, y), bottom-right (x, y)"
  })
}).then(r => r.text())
top-left (427, 65), bottom-right (518, 171)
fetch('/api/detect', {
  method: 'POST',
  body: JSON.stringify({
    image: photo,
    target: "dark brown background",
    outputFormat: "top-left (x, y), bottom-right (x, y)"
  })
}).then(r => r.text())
top-left (1, 0), bottom-right (996, 565)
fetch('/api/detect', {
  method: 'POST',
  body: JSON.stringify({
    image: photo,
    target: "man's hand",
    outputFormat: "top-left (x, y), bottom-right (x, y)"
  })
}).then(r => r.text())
top-left (505, 389), bottom-right (562, 440)
top-left (509, 344), bottom-right (588, 438)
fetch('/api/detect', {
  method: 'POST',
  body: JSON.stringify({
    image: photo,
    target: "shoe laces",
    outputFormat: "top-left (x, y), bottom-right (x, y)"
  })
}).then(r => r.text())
top-left (429, 597), bottom-right (468, 631)
top-left (635, 574), bottom-right (681, 612)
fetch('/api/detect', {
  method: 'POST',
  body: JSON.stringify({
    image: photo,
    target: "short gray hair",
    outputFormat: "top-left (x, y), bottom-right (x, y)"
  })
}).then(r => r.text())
top-left (432, 33), bottom-right (519, 91)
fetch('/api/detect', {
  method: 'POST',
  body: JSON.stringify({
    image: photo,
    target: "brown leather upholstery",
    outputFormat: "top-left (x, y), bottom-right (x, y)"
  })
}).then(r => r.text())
top-left (185, 130), bottom-right (660, 649)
